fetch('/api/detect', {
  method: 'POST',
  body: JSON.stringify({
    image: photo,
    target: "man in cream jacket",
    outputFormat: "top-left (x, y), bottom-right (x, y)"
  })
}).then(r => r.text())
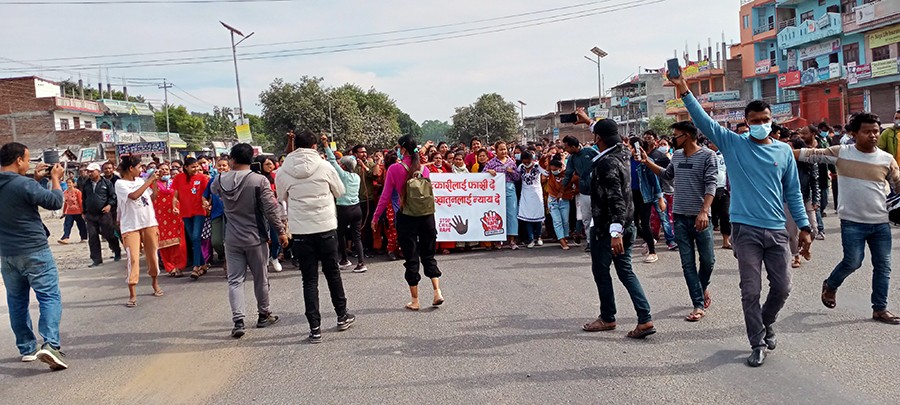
top-left (276, 130), bottom-right (356, 344)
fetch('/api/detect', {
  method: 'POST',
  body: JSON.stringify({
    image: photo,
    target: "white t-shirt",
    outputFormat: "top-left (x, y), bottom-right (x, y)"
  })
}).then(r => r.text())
top-left (115, 179), bottom-right (158, 234)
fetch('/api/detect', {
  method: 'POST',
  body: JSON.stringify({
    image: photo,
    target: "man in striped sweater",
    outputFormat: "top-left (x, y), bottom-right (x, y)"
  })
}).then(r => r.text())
top-left (796, 112), bottom-right (900, 325)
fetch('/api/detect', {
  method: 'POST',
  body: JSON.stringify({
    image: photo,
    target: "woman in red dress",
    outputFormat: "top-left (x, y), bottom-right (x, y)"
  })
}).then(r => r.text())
top-left (151, 163), bottom-right (187, 277)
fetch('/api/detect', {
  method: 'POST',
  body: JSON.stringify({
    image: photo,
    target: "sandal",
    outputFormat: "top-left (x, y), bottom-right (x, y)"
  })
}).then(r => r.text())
top-left (405, 302), bottom-right (420, 311)
top-left (190, 267), bottom-right (202, 280)
top-left (126, 300), bottom-right (136, 308)
top-left (172, 269), bottom-right (184, 278)
top-left (153, 290), bottom-right (165, 297)
top-left (791, 257), bottom-right (801, 268)
top-left (704, 290), bottom-right (711, 309)
top-left (583, 319), bottom-right (616, 332)
top-left (685, 309), bottom-right (705, 322)
top-left (873, 310), bottom-right (900, 325)
top-left (821, 280), bottom-right (837, 309)
top-left (626, 323), bottom-right (656, 339)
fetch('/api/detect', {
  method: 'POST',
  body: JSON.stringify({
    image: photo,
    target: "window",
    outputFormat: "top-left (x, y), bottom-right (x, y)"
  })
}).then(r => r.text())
top-left (872, 45), bottom-right (891, 62)
top-left (829, 53), bottom-right (839, 64)
top-left (84, 121), bottom-right (92, 129)
top-left (803, 58), bottom-right (820, 70)
top-left (800, 10), bottom-right (814, 22)
top-left (73, 117), bottom-right (80, 128)
top-left (841, 0), bottom-right (855, 14)
top-left (743, 15), bottom-right (749, 29)
top-left (59, 119), bottom-right (69, 130)
top-left (818, 0), bottom-right (826, 5)
top-left (842, 43), bottom-right (859, 65)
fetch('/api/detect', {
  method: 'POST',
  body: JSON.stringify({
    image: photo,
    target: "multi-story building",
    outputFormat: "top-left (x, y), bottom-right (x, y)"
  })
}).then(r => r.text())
top-left (738, 0), bottom-right (802, 123)
top-left (665, 46), bottom-right (749, 128)
top-left (96, 99), bottom-right (157, 133)
top-left (842, 0), bottom-right (900, 121)
top-left (609, 73), bottom-right (673, 136)
top-left (522, 96), bottom-right (612, 144)
top-left (0, 76), bottom-right (104, 150)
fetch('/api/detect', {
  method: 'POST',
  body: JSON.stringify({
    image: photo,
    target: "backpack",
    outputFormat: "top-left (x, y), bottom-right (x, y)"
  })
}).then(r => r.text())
top-left (398, 161), bottom-right (435, 217)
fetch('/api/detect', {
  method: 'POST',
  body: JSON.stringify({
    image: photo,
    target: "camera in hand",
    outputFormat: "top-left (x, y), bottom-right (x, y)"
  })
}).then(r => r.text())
top-left (666, 58), bottom-right (682, 80)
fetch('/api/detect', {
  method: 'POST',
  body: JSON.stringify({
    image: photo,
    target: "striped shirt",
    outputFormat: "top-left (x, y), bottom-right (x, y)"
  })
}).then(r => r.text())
top-left (662, 147), bottom-right (718, 216)
top-left (799, 145), bottom-right (900, 224)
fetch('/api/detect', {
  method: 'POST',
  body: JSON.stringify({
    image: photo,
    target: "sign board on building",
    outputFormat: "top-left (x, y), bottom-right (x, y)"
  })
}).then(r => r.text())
top-left (116, 141), bottom-right (167, 156)
top-left (755, 59), bottom-right (771, 75)
top-left (714, 100), bottom-right (749, 109)
top-left (871, 58), bottom-right (900, 78)
top-left (552, 127), bottom-right (560, 138)
top-left (855, 2), bottom-right (876, 24)
top-left (846, 62), bottom-right (872, 85)
top-left (816, 13), bottom-right (831, 29)
top-left (665, 99), bottom-right (686, 109)
top-left (798, 39), bottom-right (841, 60)
top-left (707, 91), bottom-right (741, 102)
top-left (869, 25), bottom-right (900, 49)
top-left (828, 63), bottom-right (842, 79)
top-left (587, 105), bottom-right (609, 119)
top-left (771, 103), bottom-right (793, 119)
top-left (235, 123), bottom-right (252, 143)
top-left (778, 71), bottom-right (802, 88)
top-left (78, 147), bottom-right (97, 162)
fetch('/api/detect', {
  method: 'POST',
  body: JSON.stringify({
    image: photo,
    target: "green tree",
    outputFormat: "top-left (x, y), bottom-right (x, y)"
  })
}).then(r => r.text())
top-left (448, 93), bottom-right (519, 146)
top-left (247, 113), bottom-right (275, 153)
top-left (154, 105), bottom-right (205, 150)
top-left (397, 112), bottom-right (422, 138)
top-left (420, 120), bottom-right (452, 142)
top-left (648, 115), bottom-right (676, 137)
top-left (201, 106), bottom-right (236, 143)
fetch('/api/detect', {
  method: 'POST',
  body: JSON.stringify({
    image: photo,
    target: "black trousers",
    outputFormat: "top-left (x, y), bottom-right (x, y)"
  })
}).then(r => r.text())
top-left (395, 213), bottom-right (441, 286)
top-left (360, 199), bottom-right (376, 252)
top-left (84, 211), bottom-right (121, 264)
top-left (631, 190), bottom-right (656, 254)
top-left (337, 204), bottom-right (364, 264)
top-left (292, 230), bottom-right (348, 330)
top-left (711, 187), bottom-right (732, 236)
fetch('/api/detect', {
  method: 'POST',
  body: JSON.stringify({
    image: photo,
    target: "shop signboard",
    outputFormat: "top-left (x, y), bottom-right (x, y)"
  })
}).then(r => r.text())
top-left (798, 38), bottom-right (841, 60)
top-left (707, 91), bottom-right (741, 102)
top-left (871, 58), bottom-right (899, 78)
top-left (771, 103), bottom-right (793, 119)
top-left (778, 71), bottom-right (802, 88)
top-left (869, 25), bottom-right (900, 49)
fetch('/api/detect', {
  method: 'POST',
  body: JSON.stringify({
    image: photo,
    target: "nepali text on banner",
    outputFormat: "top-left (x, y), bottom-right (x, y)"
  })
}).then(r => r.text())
top-left (431, 173), bottom-right (507, 242)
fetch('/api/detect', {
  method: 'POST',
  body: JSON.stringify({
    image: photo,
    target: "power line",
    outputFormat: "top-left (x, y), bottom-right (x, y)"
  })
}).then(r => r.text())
top-left (3, 0), bottom-right (604, 64)
top-left (0, 0), bottom-right (664, 72)
top-left (1, 0), bottom-right (302, 5)
top-left (171, 84), bottom-right (217, 107)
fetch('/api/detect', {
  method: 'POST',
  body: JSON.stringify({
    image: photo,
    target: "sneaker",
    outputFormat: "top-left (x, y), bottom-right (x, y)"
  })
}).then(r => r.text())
top-left (667, 242), bottom-right (678, 251)
top-left (815, 232), bottom-right (825, 241)
top-left (270, 258), bottom-right (283, 273)
top-left (568, 238), bottom-right (581, 247)
top-left (526, 241), bottom-right (535, 249)
top-left (231, 320), bottom-right (245, 338)
top-left (57, 239), bottom-right (69, 245)
top-left (338, 259), bottom-right (353, 269)
top-left (35, 343), bottom-right (68, 371)
top-left (256, 313), bottom-right (280, 328)
top-left (536, 238), bottom-right (544, 247)
top-left (309, 328), bottom-right (323, 344)
top-left (353, 263), bottom-right (368, 273)
top-left (644, 254), bottom-right (659, 264)
top-left (21, 350), bottom-right (38, 362)
top-left (337, 313), bottom-right (356, 331)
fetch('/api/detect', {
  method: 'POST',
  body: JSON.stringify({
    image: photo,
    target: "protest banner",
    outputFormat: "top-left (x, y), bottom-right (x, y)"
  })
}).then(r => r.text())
top-left (431, 173), bottom-right (507, 242)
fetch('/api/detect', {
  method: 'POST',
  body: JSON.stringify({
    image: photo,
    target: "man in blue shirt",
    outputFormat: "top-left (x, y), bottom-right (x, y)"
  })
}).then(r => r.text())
top-left (670, 74), bottom-right (812, 367)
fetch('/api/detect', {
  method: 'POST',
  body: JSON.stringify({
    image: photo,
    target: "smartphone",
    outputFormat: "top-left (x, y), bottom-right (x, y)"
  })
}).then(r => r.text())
top-left (666, 58), bottom-right (681, 80)
top-left (250, 162), bottom-right (262, 173)
top-left (630, 138), bottom-right (645, 160)
top-left (560, 113), bottom-right (578, 124)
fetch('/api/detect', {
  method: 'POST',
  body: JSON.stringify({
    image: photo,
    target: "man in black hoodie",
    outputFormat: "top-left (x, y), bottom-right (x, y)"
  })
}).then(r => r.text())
top-left (578, 119), bottom-right (656, 340)
top-left (80, 162), bottom-right (121, 267)
top-left (0, 142), bottom-right (69, 370)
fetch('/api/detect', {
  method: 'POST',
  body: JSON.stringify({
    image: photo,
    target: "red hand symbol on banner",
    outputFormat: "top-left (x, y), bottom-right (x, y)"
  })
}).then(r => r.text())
top-left (481, 210), bottom-right (504, 233)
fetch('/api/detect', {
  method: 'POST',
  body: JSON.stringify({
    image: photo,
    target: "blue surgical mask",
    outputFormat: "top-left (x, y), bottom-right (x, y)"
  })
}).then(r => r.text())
top-left (749, 123), bottom-right (772, 140)
top-left (396, 148), bottom-right (402, 157)
top-left (551, 169), bottom-right (561, 175)
top-left (161, 175), bottom-right (171, 182)
top-left (523, 162), bottom-right (534, 168)
top-left (819, 131), bottom-right (828, 138)
top-left (514, 153), bottom-right (521, 160)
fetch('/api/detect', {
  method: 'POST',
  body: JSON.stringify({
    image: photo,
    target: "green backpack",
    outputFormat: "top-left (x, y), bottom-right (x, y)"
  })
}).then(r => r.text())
top-left (398, 161), bottom-right (435, 217)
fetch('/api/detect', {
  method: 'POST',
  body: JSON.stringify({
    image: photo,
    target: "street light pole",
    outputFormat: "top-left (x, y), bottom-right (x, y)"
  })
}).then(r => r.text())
top-left (221, 21), bottom-right (254, 122)
top-left (158, 79), bottom-right (173, 162)
top-left (517, 100), bottom-right (527, 140)
top-left (585, 47), bottom-right (608, 107)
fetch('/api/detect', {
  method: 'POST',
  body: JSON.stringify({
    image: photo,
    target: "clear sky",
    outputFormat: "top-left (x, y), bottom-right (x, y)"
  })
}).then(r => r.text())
top-left (0, 0), bottom-right (742, 123)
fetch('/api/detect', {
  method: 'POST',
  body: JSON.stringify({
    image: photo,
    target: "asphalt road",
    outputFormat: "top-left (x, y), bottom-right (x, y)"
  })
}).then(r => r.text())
top-left (1, 214), bottom-right (899, 405)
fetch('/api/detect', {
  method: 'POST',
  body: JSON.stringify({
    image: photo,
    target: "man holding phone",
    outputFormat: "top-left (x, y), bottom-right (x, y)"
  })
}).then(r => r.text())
top-left (668, 62), bottom-right (811, 367)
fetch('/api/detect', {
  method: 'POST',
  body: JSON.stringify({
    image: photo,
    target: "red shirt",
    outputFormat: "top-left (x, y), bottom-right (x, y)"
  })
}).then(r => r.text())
top-left (63, 188), bottom-right (83, 215)
top-left (172, 172), bottom-right (210, 218)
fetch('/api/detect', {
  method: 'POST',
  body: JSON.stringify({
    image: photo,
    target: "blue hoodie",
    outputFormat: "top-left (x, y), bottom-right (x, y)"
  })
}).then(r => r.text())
top-left (0, 172), bottom-right (64, 256)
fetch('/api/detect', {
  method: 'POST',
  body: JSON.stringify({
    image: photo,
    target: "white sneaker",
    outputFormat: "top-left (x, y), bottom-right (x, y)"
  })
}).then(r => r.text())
top-left (526, 241), bottom-right (535, 249)
top-left (339, 259), bottom-right (353, 269)
top-left (536, 239), bottom-right (544, 247)
top-left (644, 254), bottom-right (659, 264)
top-left (21, 351), bottom-right (37, 362)
top-left (270, 258), bottom-right (283, 273)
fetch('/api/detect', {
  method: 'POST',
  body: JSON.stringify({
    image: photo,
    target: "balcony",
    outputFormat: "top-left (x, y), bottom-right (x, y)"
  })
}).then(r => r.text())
top-left (778, 17), bottom-right (796, 31)
top-left (753, 21), bottom-right (775, 36)
top-left (843, 0), bottom-right (900, 34)
top-left (778, 12), bottom-right (843, 49)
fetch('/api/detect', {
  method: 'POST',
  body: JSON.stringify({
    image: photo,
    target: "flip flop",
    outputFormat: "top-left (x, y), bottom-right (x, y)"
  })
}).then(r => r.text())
top-left (153, 290), bottom-right (165, 297)
top-left (626, 325), bottom-right (656, 339)
top-left (685, 310), bottom-right (705, 322)
top-left (405, 303), bottom-right (420, 311)
top-left (126, 300), bottom-right (136, 308)
top-left (432, 297), bottom-right (445, 307)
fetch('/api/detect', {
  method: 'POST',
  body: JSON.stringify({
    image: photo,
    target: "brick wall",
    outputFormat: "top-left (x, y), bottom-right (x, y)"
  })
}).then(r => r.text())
top-left (0, 78), bottom-right (55, 115)
top-left (0, 112), bottom-right (55, 148)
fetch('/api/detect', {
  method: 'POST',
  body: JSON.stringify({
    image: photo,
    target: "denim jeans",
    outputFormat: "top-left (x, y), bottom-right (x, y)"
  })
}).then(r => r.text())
top-left (673, 214), bottom-right (716, 309)
top-left (826, 220), bottom-right (892, 312)
top-left (505, 182), bottom-right (518, 237)
top-left (590, 223), bottom-right (652, 324)
top-left (268, 224), bottom-right (281, 260)
top-left (521, 221), bottom-right (542, 244)
top-left (548, 196), bottom-right (571, 240)
top-left (61, 214), bottom-right (87, 240)
top-left (654, 204), bottom-right (675, 245)
top-left (1, 247), bottom-right (62, 354)
top-left (183, 215), bottom-right (206, 267)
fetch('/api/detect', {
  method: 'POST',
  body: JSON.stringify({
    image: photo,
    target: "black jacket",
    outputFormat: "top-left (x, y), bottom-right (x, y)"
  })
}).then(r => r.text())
top-left (80, 177), bottom-right (117, 215)
top-left (590, 144), bottom-right (634, 231)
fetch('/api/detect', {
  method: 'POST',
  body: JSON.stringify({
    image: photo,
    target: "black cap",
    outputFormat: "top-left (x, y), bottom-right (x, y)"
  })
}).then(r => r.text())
top-left (592, 119), bottom-right (620, 144)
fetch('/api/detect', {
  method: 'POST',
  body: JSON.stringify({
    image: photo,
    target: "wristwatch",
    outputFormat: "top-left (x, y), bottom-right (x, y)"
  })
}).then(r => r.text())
top-left (610, 231), bottom-right (623, 239)
top-left (680, 90), bottom-right (691, 99)
top-left (800, 226), bottom-right (812, 234)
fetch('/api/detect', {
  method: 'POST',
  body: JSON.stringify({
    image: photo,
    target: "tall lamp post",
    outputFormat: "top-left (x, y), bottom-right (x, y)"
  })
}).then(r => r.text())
top-left (584, 46), bottom-right (608, 107)
top-left (517, 100), bottom-right (527, 140)
top-left (220, 21), bottom-right (254, 123)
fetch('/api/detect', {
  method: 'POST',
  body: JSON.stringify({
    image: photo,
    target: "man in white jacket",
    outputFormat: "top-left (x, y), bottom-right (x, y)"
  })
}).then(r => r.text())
top-left (276, 130), bottom-right (356, 344)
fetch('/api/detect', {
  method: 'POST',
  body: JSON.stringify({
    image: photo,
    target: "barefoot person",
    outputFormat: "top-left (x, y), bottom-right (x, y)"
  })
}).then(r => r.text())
top-left (671, 71), bottom-right (811, 367)
top-left (0, 142), bottom-right (68, 370)
top-left (115, 155), bottom-right (164, 307)
top-left (373, 135), bottom-right (444, 311)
